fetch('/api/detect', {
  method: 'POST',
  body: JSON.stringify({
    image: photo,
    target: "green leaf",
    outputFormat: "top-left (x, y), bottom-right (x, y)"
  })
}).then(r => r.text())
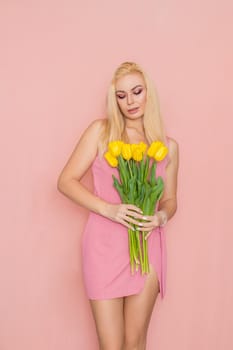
top-left (157, 176), bottom-right (164, 187)
top-left (142, 196), bottom-right (151, 215)
top-left (150, 161), bottom-right (157, 187)
top-left (112, 175), bottom-right (127, 202)
top-left (143, 156), bottom-right (150, 182)
top-left (128, 176), bottom-right (137, 203)
top-left (132, 160), bottom-right (138, 178)
top-left (157, 189), bottom-right (164, 201)
top-left (139, 158), bottom-right (145, 182)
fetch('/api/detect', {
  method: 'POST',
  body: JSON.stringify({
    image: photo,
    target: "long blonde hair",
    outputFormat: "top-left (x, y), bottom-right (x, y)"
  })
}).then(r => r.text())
top-left (99, 61), bottom-right (167, 155)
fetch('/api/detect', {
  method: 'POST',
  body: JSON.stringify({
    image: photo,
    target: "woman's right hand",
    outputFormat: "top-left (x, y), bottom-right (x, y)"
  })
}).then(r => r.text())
top-left (104, 203), bottom-right (144, 230)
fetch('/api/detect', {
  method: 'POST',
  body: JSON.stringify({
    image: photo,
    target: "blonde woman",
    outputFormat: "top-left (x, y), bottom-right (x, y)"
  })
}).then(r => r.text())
top-left (57, 62), bottom-right (179, 350)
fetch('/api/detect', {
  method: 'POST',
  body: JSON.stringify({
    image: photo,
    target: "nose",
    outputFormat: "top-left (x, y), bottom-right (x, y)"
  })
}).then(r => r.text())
top-left (126, 92), bottom-right (134, 105)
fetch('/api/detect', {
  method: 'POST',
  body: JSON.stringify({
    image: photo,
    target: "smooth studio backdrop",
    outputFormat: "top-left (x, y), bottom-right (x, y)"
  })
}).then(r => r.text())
top-left (1, 1), bottom-right (233, 349)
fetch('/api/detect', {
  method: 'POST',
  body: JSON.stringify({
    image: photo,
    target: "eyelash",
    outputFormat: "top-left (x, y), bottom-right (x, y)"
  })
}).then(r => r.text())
top-left (117, 89), bottom-right (142, 99)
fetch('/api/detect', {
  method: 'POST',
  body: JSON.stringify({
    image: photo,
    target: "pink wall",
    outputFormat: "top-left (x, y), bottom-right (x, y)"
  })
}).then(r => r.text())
top-left (1, 1), bottom-right (233, 349)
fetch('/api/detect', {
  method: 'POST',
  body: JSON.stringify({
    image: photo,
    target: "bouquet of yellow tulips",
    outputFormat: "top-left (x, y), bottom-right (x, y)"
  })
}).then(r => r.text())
top-left (104, 140), bottom-right (168, 275)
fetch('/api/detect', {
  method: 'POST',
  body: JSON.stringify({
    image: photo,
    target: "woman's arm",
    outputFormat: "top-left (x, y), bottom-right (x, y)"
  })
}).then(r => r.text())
top-left (57, 119), bottom-right (143, 229)
top-left (57, 119), bottom-right (107, 215)
top-left (137, 137), bottom-right (179, 237)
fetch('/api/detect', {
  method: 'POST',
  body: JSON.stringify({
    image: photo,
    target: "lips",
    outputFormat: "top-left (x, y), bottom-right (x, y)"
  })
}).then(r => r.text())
top-left (128, 107), bottom-right (139, 114)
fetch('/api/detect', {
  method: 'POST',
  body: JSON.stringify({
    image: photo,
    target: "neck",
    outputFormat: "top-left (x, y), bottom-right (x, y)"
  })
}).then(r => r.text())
top-left (123, 117), bottom-right (147, 144)
top-left (124, 117), bottom-right (144, 132)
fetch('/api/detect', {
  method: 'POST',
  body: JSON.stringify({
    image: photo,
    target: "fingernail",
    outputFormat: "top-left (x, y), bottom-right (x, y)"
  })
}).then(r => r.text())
top-left (138, 223), bottom-right (143, 226)
top-left (142, 216), bottom-right (148, 220)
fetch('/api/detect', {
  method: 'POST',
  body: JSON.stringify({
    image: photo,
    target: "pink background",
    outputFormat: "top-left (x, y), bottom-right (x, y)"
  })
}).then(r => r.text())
top-left (1, 1), bottom-right (233, 349)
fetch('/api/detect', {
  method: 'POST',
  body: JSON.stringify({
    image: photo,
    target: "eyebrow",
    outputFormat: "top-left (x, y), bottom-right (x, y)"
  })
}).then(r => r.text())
top-left (115, 84), bottom-right (143, 93)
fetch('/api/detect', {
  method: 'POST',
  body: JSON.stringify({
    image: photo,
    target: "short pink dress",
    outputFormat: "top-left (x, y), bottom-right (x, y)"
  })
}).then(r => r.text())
top-left (82, 139), bottom-right (170, 300)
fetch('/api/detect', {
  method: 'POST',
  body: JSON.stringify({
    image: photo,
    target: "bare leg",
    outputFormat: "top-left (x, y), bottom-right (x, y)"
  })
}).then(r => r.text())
top-left (123, 264), bottom-right (160, 350)
top-left (89, 297), bottom-right (124, 350)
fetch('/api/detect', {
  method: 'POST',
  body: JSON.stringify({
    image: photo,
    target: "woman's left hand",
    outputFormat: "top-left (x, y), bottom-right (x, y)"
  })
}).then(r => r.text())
top-left (136, 211), bottom-right (165, 239)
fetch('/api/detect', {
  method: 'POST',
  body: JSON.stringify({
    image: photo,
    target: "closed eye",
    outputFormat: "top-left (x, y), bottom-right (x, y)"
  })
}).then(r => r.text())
top-left (134, 89), bottom-right (142, 95)
top-left (116, 88), bottom-right (143, 99)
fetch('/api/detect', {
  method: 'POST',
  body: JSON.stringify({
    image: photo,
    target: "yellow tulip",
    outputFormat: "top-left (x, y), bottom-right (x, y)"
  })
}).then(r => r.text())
top-left (121, 143), bottom-right (132, 160)
top-left (104, 151), bottom-right (118, 167)
top-left (154, 145), bottom-right (168, 161)
top-left (130, 144), bottom-right (138, 153)
top-left (108, 140), bottom-right (123, 157)
top-left (132, 148), bottom-right (143, 162)
top-left (147, 141), bottom-right (163, 157)
top-left (139, 142), bottom-right (147, 154)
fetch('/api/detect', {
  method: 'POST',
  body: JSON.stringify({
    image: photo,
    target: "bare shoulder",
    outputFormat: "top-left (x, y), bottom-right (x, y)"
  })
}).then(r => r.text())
top-left (72, 117), bottom-right (107, 157)
top-left (83, 118), bottom-right (106, 137)
top-left (57, 118), bottom-right (107, 183)
top-left (76, 118), bottom-right (107, 150)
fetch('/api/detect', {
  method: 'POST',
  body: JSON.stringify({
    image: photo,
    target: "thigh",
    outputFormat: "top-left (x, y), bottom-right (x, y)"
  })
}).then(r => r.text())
top-left (89, 297), bottom-right (124, 350)
top-left (124, 264), bottom-right (160, 341)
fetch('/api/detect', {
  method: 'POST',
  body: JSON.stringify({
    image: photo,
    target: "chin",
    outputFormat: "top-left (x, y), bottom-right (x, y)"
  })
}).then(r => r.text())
top-left (125, 115), bottom-right (144, 122)
top-left (126, 112), bottom-right (144, 119)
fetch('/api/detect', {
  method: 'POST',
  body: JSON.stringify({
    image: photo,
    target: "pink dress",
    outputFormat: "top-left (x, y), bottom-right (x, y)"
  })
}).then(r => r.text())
top-left (82, 139), bottom-right (170, 300)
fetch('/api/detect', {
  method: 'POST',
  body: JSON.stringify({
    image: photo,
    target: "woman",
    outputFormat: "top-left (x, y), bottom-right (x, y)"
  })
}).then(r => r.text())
top-left (57, 61), bottom-right (179, 350)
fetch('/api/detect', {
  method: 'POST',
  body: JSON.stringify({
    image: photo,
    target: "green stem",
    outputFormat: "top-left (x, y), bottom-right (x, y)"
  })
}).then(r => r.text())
top-left (127, 160), bottom-right (133, 178)
top-left (136, 230), bottom-right (143, 269)
top-left (128, 229), bottom-right (134, 275)
top-left (132, 230), bottom-right (139, 265)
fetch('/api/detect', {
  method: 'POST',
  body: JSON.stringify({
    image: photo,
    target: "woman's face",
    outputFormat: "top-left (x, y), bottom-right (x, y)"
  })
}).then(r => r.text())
top-left (115, 72), bottom-right (147, 120)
